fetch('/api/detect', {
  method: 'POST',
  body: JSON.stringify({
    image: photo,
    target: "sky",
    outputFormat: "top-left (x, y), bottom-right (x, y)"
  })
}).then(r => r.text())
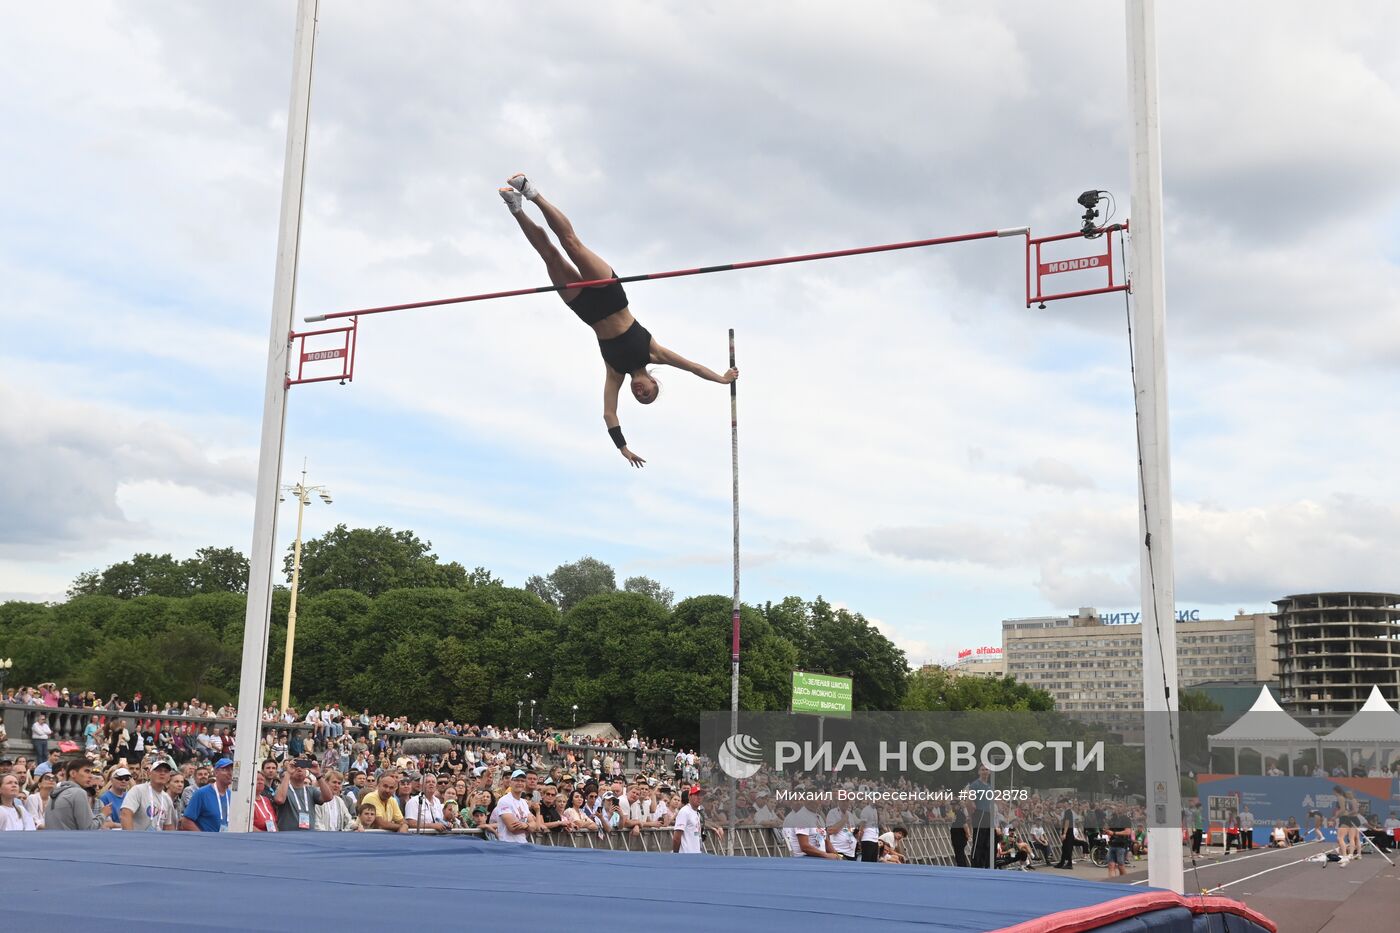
top-left (3, 1), bottom-right (1399, 666)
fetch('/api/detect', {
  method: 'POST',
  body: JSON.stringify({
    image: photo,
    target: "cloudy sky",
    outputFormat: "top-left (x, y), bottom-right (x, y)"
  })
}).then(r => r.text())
top-left (4, 1), bottom-right (1398, 664)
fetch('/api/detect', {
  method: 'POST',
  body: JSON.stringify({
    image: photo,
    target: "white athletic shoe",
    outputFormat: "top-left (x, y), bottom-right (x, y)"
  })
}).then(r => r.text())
top-left (507, 172), bottom-right (539, 200)
top-left (499, 186), bottom-right (524, 213)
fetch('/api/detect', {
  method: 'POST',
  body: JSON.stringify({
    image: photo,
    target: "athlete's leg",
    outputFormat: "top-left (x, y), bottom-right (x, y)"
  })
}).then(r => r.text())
top-left (506, 196), bottom-right (582, 304)
top-left (531, 194), bottom-right (613, 281)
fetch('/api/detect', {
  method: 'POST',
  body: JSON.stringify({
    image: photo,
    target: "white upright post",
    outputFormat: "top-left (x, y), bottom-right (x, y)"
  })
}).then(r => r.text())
top-left (727, 328), bottom-right (740, 856)
top-left (230, 0), bottom-right (319, 833)
top-left (1126, 0), bottom-right (1183, 893)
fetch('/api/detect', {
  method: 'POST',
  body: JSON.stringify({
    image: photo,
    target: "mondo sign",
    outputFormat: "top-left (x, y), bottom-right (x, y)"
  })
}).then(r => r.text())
top-left (791, 671), bottom-right (853, 719)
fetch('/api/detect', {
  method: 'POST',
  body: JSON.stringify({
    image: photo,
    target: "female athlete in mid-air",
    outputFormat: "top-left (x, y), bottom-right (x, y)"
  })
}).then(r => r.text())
top-left (500, 173), bottom-right (738, 468)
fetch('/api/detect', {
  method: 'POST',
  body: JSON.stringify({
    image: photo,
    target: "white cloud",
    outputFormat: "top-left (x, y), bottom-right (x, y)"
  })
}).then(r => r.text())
top-left (1, 0), bottom-right (1398, 649)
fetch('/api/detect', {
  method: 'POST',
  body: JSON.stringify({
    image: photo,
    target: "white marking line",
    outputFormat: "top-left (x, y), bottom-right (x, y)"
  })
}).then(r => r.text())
top-left (1128, 845), bottom-right (1310, 885)
top-left (1197, 852), bottom-right (1325, 892)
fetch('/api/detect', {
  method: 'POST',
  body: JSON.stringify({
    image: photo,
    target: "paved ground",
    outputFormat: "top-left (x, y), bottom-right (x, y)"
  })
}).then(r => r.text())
top-left (1104, 842), bottom-right (1400, 933)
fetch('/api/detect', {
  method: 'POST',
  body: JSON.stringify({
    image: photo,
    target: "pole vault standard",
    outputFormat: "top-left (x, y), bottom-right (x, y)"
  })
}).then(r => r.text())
top-left (727, 327), bottom-right (740, 856)
top-left (231, 0), bottom-right (319, 833)
top-left (301, 229), bottom-right (1031, 323)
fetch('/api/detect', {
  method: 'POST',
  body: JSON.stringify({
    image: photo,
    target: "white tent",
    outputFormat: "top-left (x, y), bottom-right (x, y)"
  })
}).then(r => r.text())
top-left (1208, 686), bottom-right (1320, 775)
top-left (1321, 686), bottom-right (1400, 776)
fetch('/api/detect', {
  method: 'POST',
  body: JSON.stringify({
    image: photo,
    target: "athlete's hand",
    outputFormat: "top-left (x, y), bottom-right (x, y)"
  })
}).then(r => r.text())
top-left (621, 447), bottom-right (647, 468)
top-left (718, 367), bottom-right (739, 384)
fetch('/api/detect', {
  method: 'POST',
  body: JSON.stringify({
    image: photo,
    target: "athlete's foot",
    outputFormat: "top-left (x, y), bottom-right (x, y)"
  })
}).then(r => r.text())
top-left (499, 186), bottom-right (524, 213)
top-left (507, 172), bottom-right (540, 200)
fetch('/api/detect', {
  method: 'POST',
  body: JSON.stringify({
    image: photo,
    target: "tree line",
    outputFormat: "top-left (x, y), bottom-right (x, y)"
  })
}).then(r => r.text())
top-left (0, 526), bottom-right (1055, 742)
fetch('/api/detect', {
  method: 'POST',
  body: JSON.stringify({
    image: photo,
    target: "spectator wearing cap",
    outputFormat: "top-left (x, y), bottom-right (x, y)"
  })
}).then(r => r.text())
top-left (395, 771), bottom-right (419, 816)
top-left (672, 784), bottom-right (717, 853)
top-left (489, 769), bottom-right (533, 844)
top-left (181, 758), bottom-right (233, 832)
top-left (46, 758), bottom-right (105, 830)
top-left (121, 760), bottom-right (176, 831)
top-left (100, 767), bottom-right (133, 828)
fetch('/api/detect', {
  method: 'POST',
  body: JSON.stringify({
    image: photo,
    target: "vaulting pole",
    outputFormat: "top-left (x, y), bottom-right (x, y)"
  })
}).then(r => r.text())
top-left (231, 0), bottom-right (319, 833)
top-left (305, 227), bottom-right (1030, 323)
top-left (727, 327), bottom-right (740, 856)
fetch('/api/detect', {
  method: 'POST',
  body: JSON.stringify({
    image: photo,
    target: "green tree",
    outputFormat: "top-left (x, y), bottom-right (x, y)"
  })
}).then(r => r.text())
top-left (526, 556), bottom-right (616, 611)
top-left (156, 623), bottom-right (235, 699)
top-left (623, 575), bottom-right (674, 610)
top-left (83, 636), bottom-right (169, 699)
top-left (1179, 689), bottom-right (1223, 712)
top-left (636, 596), bottom-right (799, 744)
top-left (467, 566), bottom-right (503, 588)
top-left (901, 665), bottom-right (1055, 712)
top-left (547, 592), bottom-right (669, 730)
top-left (67, 547), bottom-right (250, 599)
top-left (763, 596), bottom-right (909, 710)
top-left (68, 553), bottom-right (189, 599)
top-left (184, 546), bottom-right (250, 594)
top-left (288, 525), bottom-right (469, 597)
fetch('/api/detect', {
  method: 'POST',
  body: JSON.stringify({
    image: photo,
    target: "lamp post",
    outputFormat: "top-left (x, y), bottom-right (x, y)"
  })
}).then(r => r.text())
top-left (571, 704), bottom-right (578, 728)
top-left (530, 699), bottom-right (536, 729)
top-left (279, 460), bottom-right (332, 712)
top-left (516, 700), bottom-right (523, 728)
top-left (0, 658), bottom-right (12, 695)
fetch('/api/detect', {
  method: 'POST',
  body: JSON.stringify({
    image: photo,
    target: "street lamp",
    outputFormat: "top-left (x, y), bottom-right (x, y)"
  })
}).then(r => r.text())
top-left (571, 704), bottom-right (578, 728)
top-left (0, 658), bottom-right (12, 695)
top-left (530, 698), bottom-right (536, 729)
top-left (516, 700), bottom-right (523, 728)
top-left (279, 460), bottom-right (333, 712)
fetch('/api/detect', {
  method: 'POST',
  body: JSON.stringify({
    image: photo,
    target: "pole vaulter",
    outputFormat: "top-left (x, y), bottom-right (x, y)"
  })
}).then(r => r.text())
top-left (303, 173), bottom-right (1031, 465)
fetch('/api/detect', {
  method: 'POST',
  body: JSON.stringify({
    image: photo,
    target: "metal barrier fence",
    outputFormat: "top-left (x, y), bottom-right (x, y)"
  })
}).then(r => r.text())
top-left (0, 702), bottom-right (671, 774)
top-left (532, 823), bottom-right (957, 863)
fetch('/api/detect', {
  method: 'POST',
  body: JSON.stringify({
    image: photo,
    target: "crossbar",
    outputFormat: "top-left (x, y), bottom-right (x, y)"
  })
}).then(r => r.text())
top-left (304, 226), bottom-right (1030, 323)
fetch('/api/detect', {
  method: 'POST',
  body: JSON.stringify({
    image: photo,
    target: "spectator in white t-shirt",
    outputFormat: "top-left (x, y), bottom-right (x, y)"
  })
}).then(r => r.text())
top-left (0, 773), bottom-right (37, 831)
top-left (405, 773), bottom-right (450, 833)
top-left (120, 761), bottom-right (176, 831)
top-left (489, 770), bottom-right (533, 843)
top-left (879, 826), bottom-right (909, 863)
top-left (826, 804), bottom-right (858, 859)
top-left (672, 785), bottom-right (708, 854)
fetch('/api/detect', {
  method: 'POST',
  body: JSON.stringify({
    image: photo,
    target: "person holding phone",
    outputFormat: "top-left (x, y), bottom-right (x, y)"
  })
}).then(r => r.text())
top-left (274, 759), bottom-right (329, 831)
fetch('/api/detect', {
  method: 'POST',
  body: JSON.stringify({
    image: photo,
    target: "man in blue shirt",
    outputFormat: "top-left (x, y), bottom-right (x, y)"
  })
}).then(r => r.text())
top-left (181, 758), bottom-right (233, 832)
top-left (101, 768), bottom-right (132, 827)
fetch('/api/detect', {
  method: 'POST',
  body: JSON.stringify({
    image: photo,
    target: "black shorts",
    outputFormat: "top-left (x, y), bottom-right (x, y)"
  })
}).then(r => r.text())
top-left (568, 270), bottom-right (628, 324)
top-left (1338, 815), bottom-right (1362, 828)
top-left (598, 320), bottom-right (653, 376)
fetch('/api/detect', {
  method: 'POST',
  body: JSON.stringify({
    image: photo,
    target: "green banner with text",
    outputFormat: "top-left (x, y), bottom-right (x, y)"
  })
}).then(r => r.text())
top-left (790, 670), bottom-right (853, 718)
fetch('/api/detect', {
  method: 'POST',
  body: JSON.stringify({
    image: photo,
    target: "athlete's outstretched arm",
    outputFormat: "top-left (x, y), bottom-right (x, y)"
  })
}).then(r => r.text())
top-left (650, 342), bottom-right (738, 384)
top-left (603, 367), bottom-right (645, 468)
